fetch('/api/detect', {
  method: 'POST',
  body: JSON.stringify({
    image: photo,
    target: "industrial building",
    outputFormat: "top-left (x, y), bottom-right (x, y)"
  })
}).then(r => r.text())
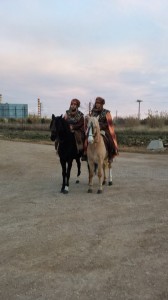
top-left (0, 103), bottom-right (28, 119)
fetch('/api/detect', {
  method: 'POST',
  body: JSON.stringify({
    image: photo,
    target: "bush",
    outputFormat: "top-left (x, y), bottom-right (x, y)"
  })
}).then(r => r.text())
top-left (115, 116), bottom-right (140, 127)
top-left (145, 110), bottom-right (168, 128)
top-left (41, 117), bottom-right (50, 124)
top-left (27, 118), bottom-right (33, 124)
top-left (0, 118), bottom-right (6, 123)
top-left (116, 130), bottom-right (168, 147)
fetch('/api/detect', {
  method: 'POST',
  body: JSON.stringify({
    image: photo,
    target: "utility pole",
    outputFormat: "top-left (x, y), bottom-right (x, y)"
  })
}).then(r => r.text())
top-left (137, 99), bottom-right (143, 120)
top-left (37, 98), bottom-right (42, 117)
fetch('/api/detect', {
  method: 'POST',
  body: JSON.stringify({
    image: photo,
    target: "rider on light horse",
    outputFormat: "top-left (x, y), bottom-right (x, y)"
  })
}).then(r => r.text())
top-left (82, 97), bottom-right (118, 161)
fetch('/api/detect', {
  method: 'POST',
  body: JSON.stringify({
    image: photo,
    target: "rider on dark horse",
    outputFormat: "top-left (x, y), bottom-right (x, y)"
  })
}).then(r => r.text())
top-left (82, 97), bottom-right (118, 161)
top-left (64, 99), bottom-right (85, 155)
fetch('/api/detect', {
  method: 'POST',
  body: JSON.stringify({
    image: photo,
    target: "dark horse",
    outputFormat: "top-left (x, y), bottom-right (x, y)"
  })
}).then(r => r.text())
top-left (50, 114), bottom-right (82, 194)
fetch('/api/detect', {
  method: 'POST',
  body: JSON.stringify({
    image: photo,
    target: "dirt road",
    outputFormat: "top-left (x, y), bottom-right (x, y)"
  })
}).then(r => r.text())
top-left (0, 140), bottom-right (168, 300)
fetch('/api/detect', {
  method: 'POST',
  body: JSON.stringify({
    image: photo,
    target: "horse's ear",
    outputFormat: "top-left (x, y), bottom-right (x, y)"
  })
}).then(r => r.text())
top-left (52, 114), bottom-right (55, 119)
top-left (60, 114), bottom-right (63, 118)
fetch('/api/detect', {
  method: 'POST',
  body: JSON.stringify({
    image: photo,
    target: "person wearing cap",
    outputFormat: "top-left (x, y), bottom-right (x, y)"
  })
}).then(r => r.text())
top-left (82, 97), bottom-right (118, 161)
top-left (64, 99), bottom-right (85, 153)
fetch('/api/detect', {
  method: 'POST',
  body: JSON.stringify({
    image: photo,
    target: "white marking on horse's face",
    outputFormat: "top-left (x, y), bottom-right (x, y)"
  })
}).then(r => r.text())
top-left (88, 123), bottom-right (94, 144)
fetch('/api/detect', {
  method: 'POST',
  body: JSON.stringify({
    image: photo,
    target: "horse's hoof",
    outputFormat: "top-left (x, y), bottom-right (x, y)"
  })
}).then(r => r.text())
top-left (63, 190), bottom-right (69, 194)
top-left (108, 181), bottom-right (113, 186)
top-left (88, 189), bottom-right (92, 193)
top-left (102, 180), bottom-right (106, 185)
top-left (97, 189), bottom-right (103, 194)
top-left (76, 180), bottom-right (79, 184)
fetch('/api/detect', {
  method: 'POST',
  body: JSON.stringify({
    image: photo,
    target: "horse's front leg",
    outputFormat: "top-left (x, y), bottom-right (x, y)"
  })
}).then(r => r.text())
top-left (102, 161), bottom-right (107, 185)
top-left (97, 162), bottom-right (103, 194)
top-left (75, 157), bottom-right (81, 183)
top-left (88, 161), bottom-right (94, 193)
top-left (108, 160), bottom-right (113, 186)
top-left (60, 159), bottom-right (67, 193)
top-left (64, 160), bottom-right (73, 193)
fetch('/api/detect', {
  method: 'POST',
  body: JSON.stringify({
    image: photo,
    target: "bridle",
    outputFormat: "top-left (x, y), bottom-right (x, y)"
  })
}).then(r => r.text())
top-left (87, 116), bottom-right (100, 144)
top-left (87, 120), bottom-right (97, 144)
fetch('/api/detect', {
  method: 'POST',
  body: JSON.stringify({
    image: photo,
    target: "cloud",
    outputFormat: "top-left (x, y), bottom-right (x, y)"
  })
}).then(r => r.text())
top-left (0, 0), bottom-right (168, 118)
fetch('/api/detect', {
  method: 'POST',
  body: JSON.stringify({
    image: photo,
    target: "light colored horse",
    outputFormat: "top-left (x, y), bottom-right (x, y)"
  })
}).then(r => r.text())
top-left (86, 116), bottom-right (113, 193)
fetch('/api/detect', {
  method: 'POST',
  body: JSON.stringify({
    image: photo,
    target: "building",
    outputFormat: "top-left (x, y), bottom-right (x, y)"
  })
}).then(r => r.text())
top-left (0, 103), bottom-right (28, 119)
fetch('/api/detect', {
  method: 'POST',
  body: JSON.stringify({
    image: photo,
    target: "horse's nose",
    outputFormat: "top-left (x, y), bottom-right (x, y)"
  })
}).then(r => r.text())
top-left (88, 135), bottom-right (94, 144)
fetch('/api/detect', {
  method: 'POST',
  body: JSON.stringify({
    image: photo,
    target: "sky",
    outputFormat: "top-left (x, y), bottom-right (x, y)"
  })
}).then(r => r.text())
top-left (0, 0), bottom-right (168, 119)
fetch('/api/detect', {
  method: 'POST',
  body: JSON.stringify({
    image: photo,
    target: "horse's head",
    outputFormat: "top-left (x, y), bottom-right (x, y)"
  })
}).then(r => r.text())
top-left (50, 114), bottom-right (62, 142)
top-left (50, 114), bottom-right (70, 142)
top-left (87, 116), bottom-right (100, 144)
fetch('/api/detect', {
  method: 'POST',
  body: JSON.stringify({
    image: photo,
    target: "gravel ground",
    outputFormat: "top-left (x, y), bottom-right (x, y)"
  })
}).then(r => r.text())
top-left (0, 140), bottom-right (168, 300)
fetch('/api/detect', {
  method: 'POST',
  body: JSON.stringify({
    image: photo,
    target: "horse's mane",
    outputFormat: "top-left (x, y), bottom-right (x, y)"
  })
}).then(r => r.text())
top-left (59, 116), bottom-right (70, 132)
top-left (90, 116), bottom-right (100, 129)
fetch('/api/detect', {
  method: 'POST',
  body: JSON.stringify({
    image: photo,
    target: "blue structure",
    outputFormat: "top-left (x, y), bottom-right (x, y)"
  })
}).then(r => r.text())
top-left (0, 103), bottom-right (28, 119)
